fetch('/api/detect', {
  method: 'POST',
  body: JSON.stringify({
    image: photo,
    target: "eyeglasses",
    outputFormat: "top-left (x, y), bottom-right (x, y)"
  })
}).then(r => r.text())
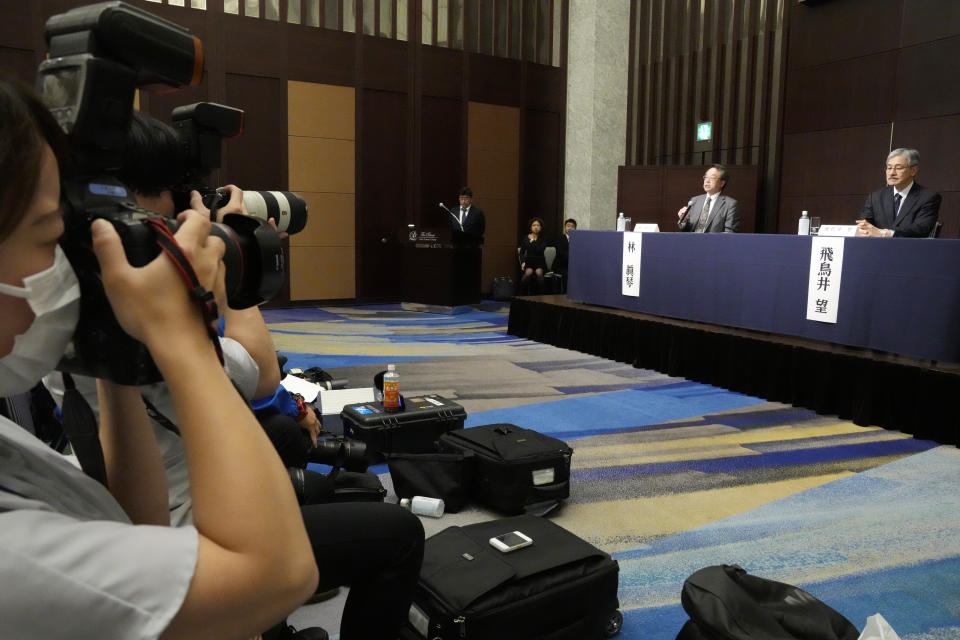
top-left (703, 176), bottom-right (720, 181)
top-left (885, 165), bottom-right (912, 172)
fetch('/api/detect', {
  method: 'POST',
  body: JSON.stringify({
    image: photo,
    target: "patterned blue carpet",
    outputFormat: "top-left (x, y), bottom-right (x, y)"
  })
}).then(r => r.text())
top-left (266, 303), bottom-right (960, 639)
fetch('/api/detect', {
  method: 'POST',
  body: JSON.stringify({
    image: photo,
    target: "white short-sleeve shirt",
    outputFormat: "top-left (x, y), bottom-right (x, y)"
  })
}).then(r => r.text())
top-left (0, 416), bottom-right (198, 639)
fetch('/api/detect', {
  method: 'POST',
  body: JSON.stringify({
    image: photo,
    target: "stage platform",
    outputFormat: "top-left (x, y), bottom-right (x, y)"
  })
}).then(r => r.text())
top-left (508, 294), bottom-right (960, 448)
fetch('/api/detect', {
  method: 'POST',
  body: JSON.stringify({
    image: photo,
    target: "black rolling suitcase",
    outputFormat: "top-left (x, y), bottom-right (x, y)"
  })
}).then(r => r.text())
top-left (439, 424), bottom-right (572, 514)
top-left (341, 394), bottom-right (466, 461)
top-left (400, 515), bottom-right (622, 640)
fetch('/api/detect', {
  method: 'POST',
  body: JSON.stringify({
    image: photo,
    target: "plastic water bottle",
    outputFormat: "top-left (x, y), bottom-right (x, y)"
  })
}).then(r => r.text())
top-left (400, 496), bottom-right (445, 518)
top-left (798, 210), bottom-right (810, 236)
top-left (616, 212), bottom-right (626, 231)
top-left (382, 363), bottom-right (400, 412)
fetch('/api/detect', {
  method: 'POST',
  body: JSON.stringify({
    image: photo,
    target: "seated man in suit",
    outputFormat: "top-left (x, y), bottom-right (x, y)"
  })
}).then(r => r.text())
top-left (677, 164), bottom-right (740, 233)
top-left (551, 218), bottom-right (576, 290)
top-left (856, 148), bottom-right (940, 238)
top-left (451, 186), bottom-right (485, 245)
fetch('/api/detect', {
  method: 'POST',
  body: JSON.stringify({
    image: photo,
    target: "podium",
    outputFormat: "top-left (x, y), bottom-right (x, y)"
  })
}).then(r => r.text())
top-left (401, 227), bottom-right (481, 307)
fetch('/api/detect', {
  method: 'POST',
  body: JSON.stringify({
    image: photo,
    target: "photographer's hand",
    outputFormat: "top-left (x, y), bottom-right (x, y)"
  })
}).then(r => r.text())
top-left (214, 184), bottom-right (247, 220)
top-left (91, 206), bottom-right (225, 346)
top-left (300, 407), bottom-right (322, 448)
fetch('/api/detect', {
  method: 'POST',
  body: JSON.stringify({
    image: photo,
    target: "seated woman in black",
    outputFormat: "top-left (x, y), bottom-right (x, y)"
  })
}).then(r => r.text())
top-left (519, 217), bottom-right (547, 294)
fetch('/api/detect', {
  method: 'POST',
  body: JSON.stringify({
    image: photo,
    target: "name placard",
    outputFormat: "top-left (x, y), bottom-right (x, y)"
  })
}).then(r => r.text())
top-left (633, 223), bottom-right (660, 233)
top-left (818, 224), bottom-right (858, 237)
top-left (806, 236), bottom-right (845, 323)
top-left (621, 231), bottom-right (642, 297)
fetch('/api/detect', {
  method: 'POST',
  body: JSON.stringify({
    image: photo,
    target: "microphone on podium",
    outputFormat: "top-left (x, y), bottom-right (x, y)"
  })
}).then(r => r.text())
top-left (439, 202), bottom-right (464, 231)
top-left (678, 198), bottom-right (695, 226)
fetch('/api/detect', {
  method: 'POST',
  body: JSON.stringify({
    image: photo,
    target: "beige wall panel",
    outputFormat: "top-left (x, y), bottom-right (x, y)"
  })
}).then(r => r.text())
top-left (288, 81), bottom-right (356, 140)
top-left (468, 149), bottom-right (520, 200)
top-left (482, 244), bottom-right (520, 293)
top-left (477, 197), bottom-right (519, 247)
top-left (289, 245), bottom-right (356, 300)
top-left (289, 137), bottom-right (356, 193)
top-left (468, 102), bottom-right (520, 152)
top-left (289, 192), bottom-right (356, 247)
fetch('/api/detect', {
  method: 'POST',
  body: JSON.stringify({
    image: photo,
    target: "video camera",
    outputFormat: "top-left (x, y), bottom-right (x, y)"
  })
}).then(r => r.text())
top-left (37, 1), bottom-right (288, 384)
top-left (171, 101), bottom-right (308, 235)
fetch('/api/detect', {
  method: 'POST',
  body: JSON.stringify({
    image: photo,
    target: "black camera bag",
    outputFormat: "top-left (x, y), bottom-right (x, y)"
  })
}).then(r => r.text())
top-left (676, 565), bottom-right (859, 640)
top-left (399, 515), bottom-right (622, 640)
top-left (438, 424), bottom-right (572, 515)
top-left (492, 276), bottom-right (516, 301)
top-left (386, 450), bottom-right (475, 513)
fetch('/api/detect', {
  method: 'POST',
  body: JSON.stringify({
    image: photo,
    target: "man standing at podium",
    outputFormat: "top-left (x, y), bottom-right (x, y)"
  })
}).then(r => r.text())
top-left (452, 187), bottom-right (485, 245)
top-left (677, 164), bottom-right (740, 233)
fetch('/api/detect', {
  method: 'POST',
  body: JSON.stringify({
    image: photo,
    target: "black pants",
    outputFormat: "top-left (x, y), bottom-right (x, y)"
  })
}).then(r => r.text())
top-left (301, 502), bottom-right (424, 639)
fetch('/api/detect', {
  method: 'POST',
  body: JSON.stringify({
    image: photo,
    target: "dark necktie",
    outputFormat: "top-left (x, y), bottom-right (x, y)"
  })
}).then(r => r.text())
top-left (893, 193), bottom-right (902, 218)
top-left (694, 197), bottom-right (712, 233)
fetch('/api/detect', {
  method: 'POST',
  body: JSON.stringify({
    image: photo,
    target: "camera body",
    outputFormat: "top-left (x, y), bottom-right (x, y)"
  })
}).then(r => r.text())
top-left (38, 2), bottom-right (286, 384)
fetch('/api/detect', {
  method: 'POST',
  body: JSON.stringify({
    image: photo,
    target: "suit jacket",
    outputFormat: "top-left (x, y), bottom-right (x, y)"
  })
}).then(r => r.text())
top-left (861, 182), bottom-right (940, 238)
top-left (552, 233), bottom-right (571, 272)
top-left (451, 204), bottom-right (485, 244)
top-left (678, 193), bottom-right (740, 233)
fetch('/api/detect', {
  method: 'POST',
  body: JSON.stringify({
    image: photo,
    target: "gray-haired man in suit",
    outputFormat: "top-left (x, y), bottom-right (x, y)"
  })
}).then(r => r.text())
top-left (677, 164), bottom-right (740, 233)
top-left (856, 148), bottom-right (940, 238)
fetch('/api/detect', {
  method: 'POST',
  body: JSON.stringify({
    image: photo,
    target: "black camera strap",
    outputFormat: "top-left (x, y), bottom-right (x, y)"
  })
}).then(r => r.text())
top-left (59, 372), bottom-right (109, 488)
top-left (144, 217), bottom-right (224, 366)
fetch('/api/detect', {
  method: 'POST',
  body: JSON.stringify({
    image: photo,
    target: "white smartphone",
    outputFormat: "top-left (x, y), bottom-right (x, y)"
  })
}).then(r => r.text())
top-left (489, 530), bottom-right (533, 553)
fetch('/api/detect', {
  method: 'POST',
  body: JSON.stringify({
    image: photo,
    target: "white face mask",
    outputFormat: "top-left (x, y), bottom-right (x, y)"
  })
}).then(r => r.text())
top-left (0, 245), bottom-right (80, 395)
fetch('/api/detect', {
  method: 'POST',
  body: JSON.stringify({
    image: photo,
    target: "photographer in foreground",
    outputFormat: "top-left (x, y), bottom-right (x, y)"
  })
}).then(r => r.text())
top-left (0, 76), bottom-right (318, 639)
top-left (45, 109), bottom-right (425, 640)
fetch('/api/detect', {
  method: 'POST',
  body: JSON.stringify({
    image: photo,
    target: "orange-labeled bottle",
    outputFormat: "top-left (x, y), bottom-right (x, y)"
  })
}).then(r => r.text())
top-left (383, 363), bottom-right (400, 412)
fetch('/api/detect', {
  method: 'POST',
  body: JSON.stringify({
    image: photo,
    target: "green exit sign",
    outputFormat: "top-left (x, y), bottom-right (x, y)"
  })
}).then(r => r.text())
top-left (696, 121), bottom-right (712, 142)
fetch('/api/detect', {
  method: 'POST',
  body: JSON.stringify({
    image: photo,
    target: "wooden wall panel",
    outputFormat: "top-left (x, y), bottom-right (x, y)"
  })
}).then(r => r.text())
top-left (357, 89), bottom-right (407, 301)
top-left (290, 246), bottom-right (356, 300)
top-left (468, 101), bottom-right (519, 288)
top-left (288, 137), bottom-right (356, 193)
top-left (521, 109), bottom-right (562, 238)
top-left (468, 55), bottom-right (522, 106)
top-left (224, 74), bottom-right (284, 190)
top-left (288, 192), bottom-right (355, 248)
top-left (287, 28), bottom-right (355, 86)
top-left (896, 36), bottom-right (960, 122)
top-left (289, 81), bottom-right (355, 139)
top-left (287, 81), bottom-right (356, 301)
top-left (902, 0), bottom-right (960, 46)
top-left (422, 47), bottom-right (463, 99)
top-left (783, 52), bottom-right (897, 134)
top-left (787, 0), bottom-right (901, 68)
top-left (360, 36), bottom-right (408, 92)
top-left (420, 96), bottom-right (464, 227)
top-left (0, 46), bottom-right (39, 85)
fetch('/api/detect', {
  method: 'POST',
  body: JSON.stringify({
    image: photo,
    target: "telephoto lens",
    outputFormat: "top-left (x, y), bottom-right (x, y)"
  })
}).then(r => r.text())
top-left (243, 190), bottom-right (308, 234)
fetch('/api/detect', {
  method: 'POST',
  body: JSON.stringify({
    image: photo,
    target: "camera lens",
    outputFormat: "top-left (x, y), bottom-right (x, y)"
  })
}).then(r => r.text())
top-left (242, 190), bottom-right (308, 234)
top-left (209, 213), bottom-right (284, 309)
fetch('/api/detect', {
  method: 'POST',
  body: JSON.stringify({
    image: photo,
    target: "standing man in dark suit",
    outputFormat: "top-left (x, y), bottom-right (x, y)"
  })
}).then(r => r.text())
top-left (677, 164), bottom-right (740, 233)
top-left (857, 148), bottom-right (940, 238)
top-left (451, 186), bottom-right (485, 245)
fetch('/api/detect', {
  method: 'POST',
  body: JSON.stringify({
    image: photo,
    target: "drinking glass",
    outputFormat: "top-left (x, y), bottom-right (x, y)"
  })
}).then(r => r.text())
top-left (809, 216), bottom-right (821, 235)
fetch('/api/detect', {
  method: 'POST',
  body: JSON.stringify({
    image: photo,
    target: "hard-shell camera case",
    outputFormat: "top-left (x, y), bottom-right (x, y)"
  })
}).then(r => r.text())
top-left (341, 394), bottom-right (466, 460)
top-left (439, 423), bottom-right (572, 514)
top-left (400, 515), bottom-right (622, 640)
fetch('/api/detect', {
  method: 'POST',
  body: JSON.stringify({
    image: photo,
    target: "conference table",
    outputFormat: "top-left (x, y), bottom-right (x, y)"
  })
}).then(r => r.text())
top-left (566, 231), bottom-right (960, 364)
